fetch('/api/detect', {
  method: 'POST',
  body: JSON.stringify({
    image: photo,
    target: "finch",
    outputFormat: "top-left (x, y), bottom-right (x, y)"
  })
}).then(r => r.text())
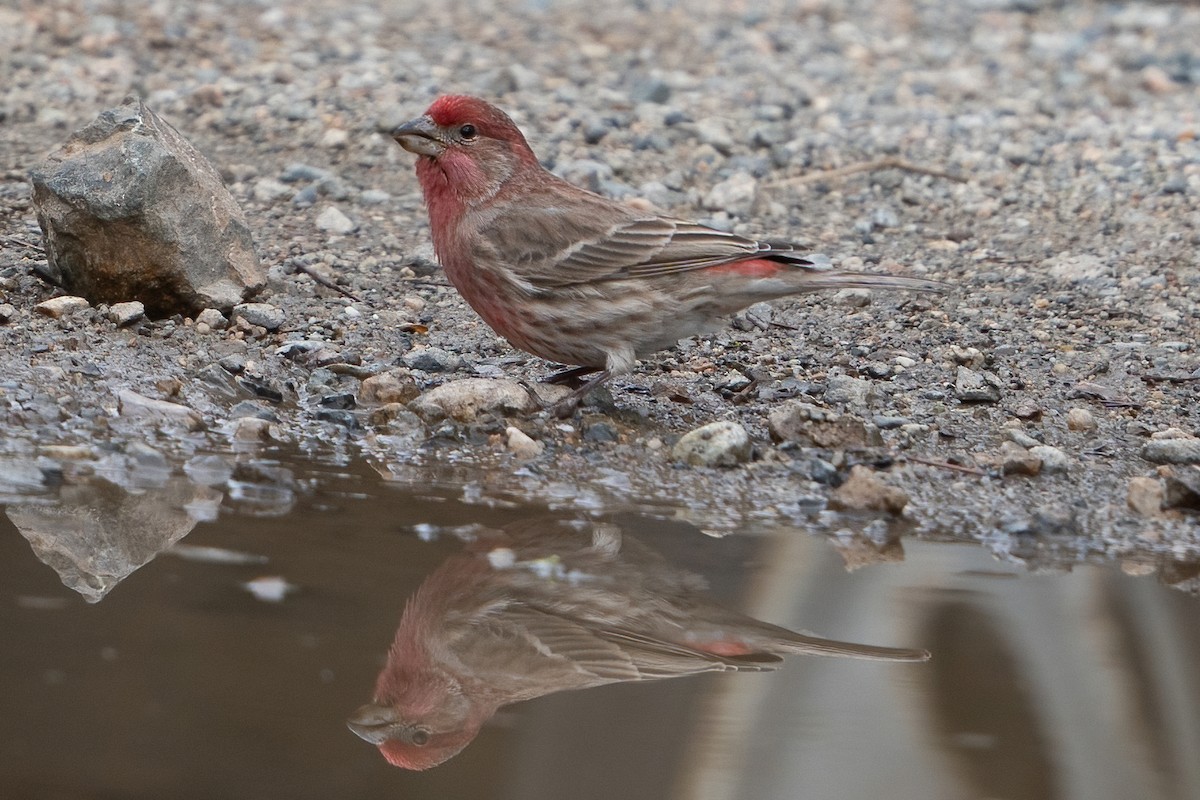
top-left (347, 519), bottom-right (929, 770)
top-left (391, 95), bottom-right (942, 412)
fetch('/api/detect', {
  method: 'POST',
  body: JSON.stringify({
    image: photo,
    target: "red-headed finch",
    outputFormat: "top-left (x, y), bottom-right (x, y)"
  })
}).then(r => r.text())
top-left (391, 95), bottom-right (942, 413)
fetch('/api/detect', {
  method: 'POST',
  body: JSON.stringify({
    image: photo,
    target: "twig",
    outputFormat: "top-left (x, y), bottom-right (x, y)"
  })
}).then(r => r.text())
top-left (768, 157), bottom-right (968, 188)
top-left (1140, 373), bottom-right (1200, 384)
top-left (2, 235), bottom-right (45, 256)
top-left (292, 262), bottom-right (366, 304)
top-left (903, 455), bottom-right (988, 476)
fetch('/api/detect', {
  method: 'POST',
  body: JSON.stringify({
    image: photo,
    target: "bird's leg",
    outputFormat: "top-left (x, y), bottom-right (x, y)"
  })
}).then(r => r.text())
top-left (549, 370), bottom-right (613, 418)
top-left (541, 365), bottom-right (601, 388)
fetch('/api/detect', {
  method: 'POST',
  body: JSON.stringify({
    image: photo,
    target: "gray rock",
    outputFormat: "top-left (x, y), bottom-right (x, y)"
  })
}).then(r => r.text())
top-left (672, 420), bottom-right (752, 467)
top-left (825, 375), bottom-right (878, 410)
top-left (360, 368), bottom-right (421, 405)
top-left (30, 98), bottom-right (264, 316)
top-left (0, 303), bottom-right (15, 323)
top-left (409, 378), bottom-right (536, 422)
top-left (1142, 437), bottom-right (1200, 465)
top-left (768, 401), bottom-right (882, 448)
top-left (116, 389), bottom-right (203, 431)
top-left (315, 205), bottom-right (357, 234)
top-left (232, 302), bottom-right (285, 331)
top-left (703, 171), bottom-right (757, 216)
top-left (195, 308), bottom-right (228, 330)
top-left (107, 301), bottom-right (145, 327)
top-left (34, 295), bottom-right (90, 318)
top-left (403, 347), bottom-right (462, 373)
top-left (955, 366), bottom-right (1002, 403)
top-left (1031, 445), bottom-right (1070, 474)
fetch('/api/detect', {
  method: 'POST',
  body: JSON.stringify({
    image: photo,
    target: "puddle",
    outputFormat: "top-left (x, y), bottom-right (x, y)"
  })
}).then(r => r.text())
top-left (2, 451), bottom-right (1199, 800)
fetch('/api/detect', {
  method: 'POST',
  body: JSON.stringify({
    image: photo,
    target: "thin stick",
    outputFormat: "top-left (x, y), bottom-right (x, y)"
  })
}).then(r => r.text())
top-left (2, 235), bottom-right (45, 255)
top-left (292, 262), bottom-right (366, 304)
top-left (903, 455), bottom-right (988, 476)
top-left (768, 157), bottom-right (967, 187)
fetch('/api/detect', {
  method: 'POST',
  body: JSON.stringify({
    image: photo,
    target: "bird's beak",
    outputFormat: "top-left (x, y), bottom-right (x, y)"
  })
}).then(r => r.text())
top-left (347, 703), bottom-right (401, 745)
top-left (392, 115), bottom-right (446, 158)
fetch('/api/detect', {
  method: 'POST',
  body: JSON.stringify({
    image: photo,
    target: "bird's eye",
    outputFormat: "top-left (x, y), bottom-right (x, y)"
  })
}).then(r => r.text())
top-left (458, 124), bottom-right (477, 140)
top-left (409, 727), bottom-right (431, 746)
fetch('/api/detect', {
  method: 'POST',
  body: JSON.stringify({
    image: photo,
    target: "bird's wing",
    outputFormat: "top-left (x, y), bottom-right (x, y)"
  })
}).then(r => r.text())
top-left (476, 198), bottom-right (817, 291)
top-left (486, 605), bottom-right (779, 684)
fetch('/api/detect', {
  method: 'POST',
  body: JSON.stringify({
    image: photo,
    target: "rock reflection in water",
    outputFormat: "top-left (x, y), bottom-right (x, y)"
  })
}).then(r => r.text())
top-left (5, 460), bottom-right (220, 603)
top-left (347, 518), bottom-right (930, 770)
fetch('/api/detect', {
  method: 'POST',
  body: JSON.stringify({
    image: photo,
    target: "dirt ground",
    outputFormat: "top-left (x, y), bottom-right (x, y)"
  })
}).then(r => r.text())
top-left (1, 0), bottom-right (1198, 587)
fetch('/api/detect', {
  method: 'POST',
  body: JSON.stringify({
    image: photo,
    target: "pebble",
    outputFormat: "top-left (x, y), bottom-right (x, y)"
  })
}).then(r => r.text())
top-left (403, 347), bottom-right (463, 373)
top-left (195, 308), bottom-right (228, 330)
top-left (828, 465), bottom-right (909, 515)
top-left (409, 378), bottom-right (537, 422)
top-left (955, 366), bottom-right (1002, 403)
top-left (107, 301), bottom-right (145, 327)
top-left (1030, 445), bottom-right (1070, 474)
top-left (35, 296), bottom-right (90, 318)
top-left (0, 303), bottom-right (16, 323)
top-left (1001, 442), bottom-right (1042, 476)
top-left (1141, 437), bottom-right (1200, 465)
top-left (703, 171), bottom-right (758, 216)
top-left (672, 421), bottom-right (752, 467)
top-left (1127, 476), bottom-right (1164, 517)
top-left (505, 426), bottom-right (544, 460)
top-left (1162, 467), bottom-right (1200, 511)
top-left (360, 369), bottom-right (421, 405)
top-left (824, 375), bottom-right (878, 410)
top-left (232, 303), bottom-right (285, 331)
top-left (1065, 407), bottom-right (1096, 432)
top-left (316, 205), bottom-right (357, 234)
top-left (116, 389), bottom-right (203, 431)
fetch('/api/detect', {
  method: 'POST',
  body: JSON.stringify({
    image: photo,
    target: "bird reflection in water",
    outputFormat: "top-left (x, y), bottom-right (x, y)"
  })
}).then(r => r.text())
top-left (347, 519), bottom-right (929, 770)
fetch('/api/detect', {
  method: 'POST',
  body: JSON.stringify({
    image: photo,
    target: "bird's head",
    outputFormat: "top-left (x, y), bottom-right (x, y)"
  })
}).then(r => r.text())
top-left (392, 95), bottom-right (537, 205)
top-left (347, 691), bottom-right (483, 771)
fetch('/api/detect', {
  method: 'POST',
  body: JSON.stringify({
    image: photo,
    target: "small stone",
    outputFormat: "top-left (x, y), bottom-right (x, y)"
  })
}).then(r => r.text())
top-left (320, 128), bottom-right (349, 148)
top-left (107, 301), bottom-right (145, 327)
top-left (955, 366), bottom-right (1002, 403)
top-left (1141, 437), bottom-right (1200, 465)
top-left (1030, 445), bottom-right (1070, 474)
top-left (402, 347), bottom-right (462, 373)
top-left (360, 369), bottom-right (421, 404)
top-left (1127, 476), bottom-right (1164, 517)
top-left (671, 421), bottom-right (752, 467)
top-left (1162, 467), bottom-right (1200, 511)
top-left (1065, 407), bottom-right (1096, 431)
top-left (694, 118), bottom-right (734, 153)
top-left (195, 308), bottom-right (228, 330)
top-left (1013, 401), bottom-right (1042, 421)
top-left (0, 303), bottom-right (17, 323)
top-left (35, 296), bottom-right (90, 318)
top-left (767, 401), bottom-right (882, 448)
top-left (117, 389), bottom-right (203, 431)
top-left (232, 302), bottom-right (284, 331)
top-left (368, 405), bottom-right (427, 447)
top-left (1001, 442), bottom-right (1042, 476)
top-left (233, 417), bottom-right (274, 442)
top-left (824, 375), bottom-right (878, 410)
top-left (829, 465), bottom-right (909, 515)
top-left (253, 177), bottom-right (292, 203)
top-left (703, 171), bottom-right (757, 216)
top-left (315, 205), bottom-right (357, 234)
top-left (409, 379), bottom-right (536, 422)
top-left (505, 426), bottom-right (544, 460)
top-left (583, 422), bottom-right (620, 443)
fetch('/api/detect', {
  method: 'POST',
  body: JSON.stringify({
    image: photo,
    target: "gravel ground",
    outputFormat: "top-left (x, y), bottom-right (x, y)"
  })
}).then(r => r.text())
top-left (1, 1), bottom-right (1198, 584)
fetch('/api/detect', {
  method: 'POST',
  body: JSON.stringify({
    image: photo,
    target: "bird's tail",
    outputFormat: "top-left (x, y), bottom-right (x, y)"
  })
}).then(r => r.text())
top-left (774, 252), bottom-right (947, 294)
top-left (778, 631), bottom-right (931, 662)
